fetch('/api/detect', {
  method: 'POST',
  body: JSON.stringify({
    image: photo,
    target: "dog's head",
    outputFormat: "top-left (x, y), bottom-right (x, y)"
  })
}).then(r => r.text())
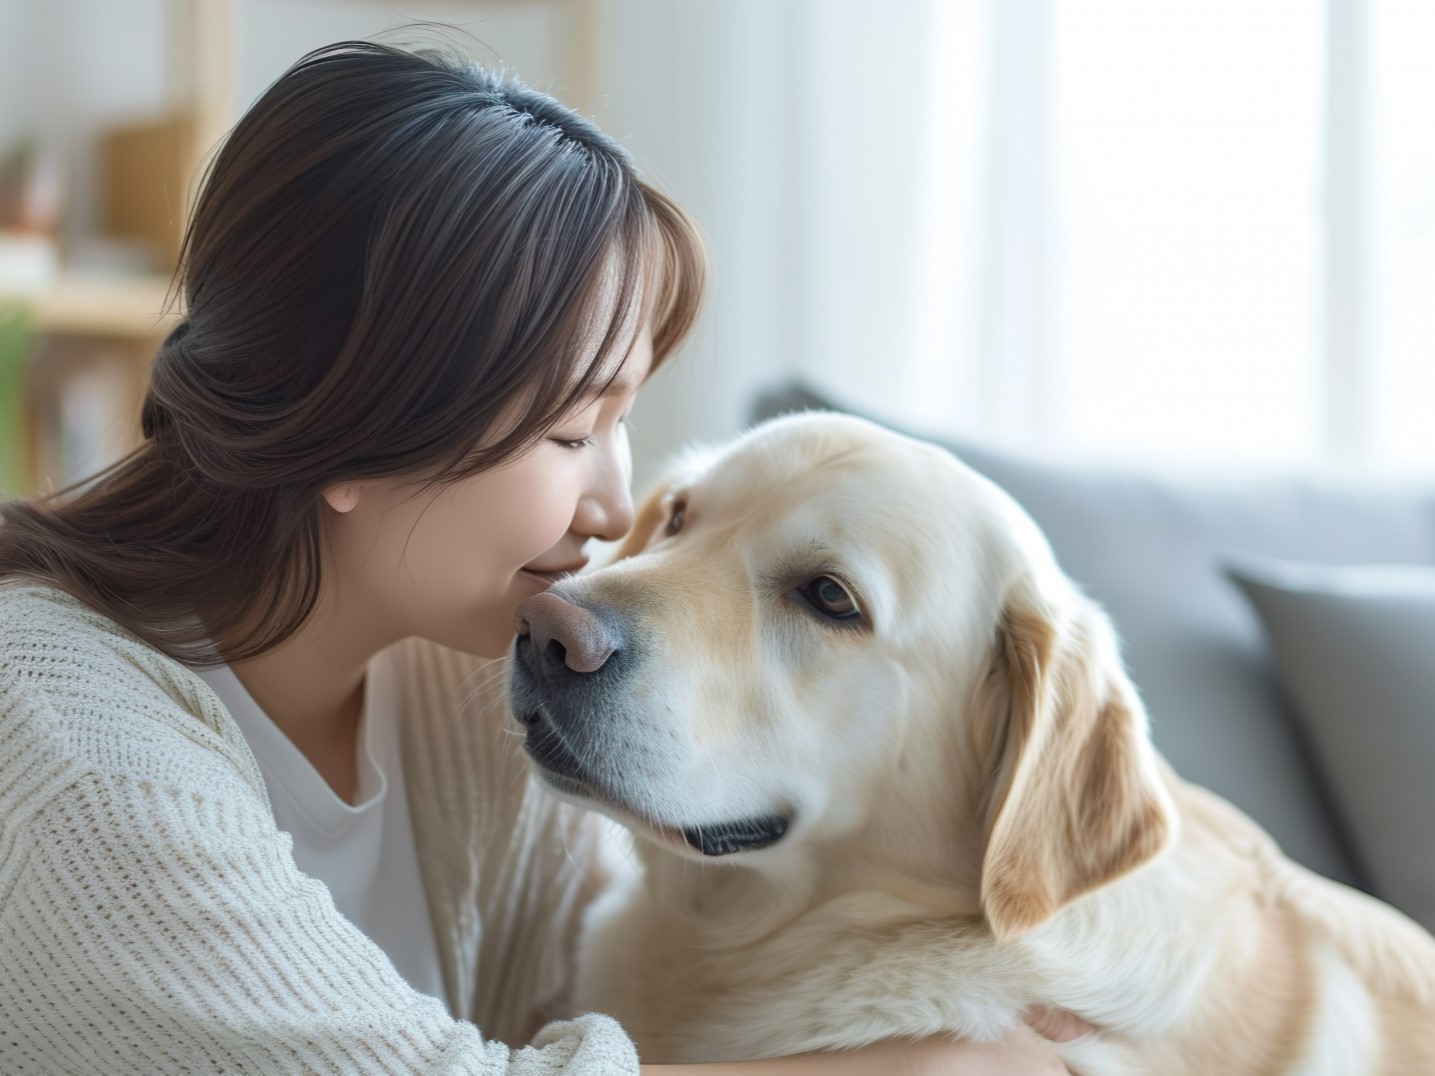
top-left (509, 412), bottom-right (1176, 938)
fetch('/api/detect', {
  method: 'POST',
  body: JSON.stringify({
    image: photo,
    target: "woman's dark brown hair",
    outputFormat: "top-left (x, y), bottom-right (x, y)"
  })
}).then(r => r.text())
top-left (0, 40), bottom-right (704, 664)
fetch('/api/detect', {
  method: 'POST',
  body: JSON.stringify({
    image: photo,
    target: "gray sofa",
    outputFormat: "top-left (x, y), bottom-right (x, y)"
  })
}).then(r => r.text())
top-left (753, 384), bottom-right (1435, 902)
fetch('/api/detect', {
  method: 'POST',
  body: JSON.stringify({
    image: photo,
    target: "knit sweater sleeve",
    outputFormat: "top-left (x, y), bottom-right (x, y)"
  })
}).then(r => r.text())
top-left (3, 770), bottom-right (640, 1075)
top-left (392, 637), bottom-right (631, 1042)
top-left (0, 587), bottom-right (640, 1076)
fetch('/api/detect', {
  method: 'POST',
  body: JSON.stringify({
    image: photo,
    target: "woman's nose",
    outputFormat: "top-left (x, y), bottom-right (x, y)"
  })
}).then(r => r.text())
top-left (576, 481), bottom-right (634, 543)
top-left (575, 448), bottom-right (635, 541)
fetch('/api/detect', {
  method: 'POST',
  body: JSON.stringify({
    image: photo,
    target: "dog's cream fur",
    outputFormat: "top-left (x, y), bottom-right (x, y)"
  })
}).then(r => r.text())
top-left (524, 413), bottom-right (1435, 1074)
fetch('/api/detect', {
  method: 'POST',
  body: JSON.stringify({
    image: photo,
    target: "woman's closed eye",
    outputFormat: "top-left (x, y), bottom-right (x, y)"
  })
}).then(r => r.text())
top-left (550, 412), bottom-right (631, 452)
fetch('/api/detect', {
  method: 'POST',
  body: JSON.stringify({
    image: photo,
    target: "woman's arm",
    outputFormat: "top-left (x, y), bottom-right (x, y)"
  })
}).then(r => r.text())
top-left (640, 1029), bottom-right (1070, 1075)
top-left (3, 757), bottom-right (638, 1074)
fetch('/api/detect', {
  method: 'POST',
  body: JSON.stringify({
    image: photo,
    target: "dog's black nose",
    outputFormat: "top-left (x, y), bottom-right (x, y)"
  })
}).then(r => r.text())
top-left (515, 591), bottom-right (620, 674)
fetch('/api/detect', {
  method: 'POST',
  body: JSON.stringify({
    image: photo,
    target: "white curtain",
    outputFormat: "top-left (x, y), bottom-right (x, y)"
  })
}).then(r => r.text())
top-left (1368, 0), bottom-right (1435, 473)
top-left (744, 0), bottom-right (1435, 475)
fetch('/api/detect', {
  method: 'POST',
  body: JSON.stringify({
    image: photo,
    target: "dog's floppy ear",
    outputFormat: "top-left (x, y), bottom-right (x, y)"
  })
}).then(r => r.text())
top-left (979, 573), bottom-right (1176, 940)
top-left (612, 445), bottom-right (719, 561)
top-left (612, 479), bottom-right (675, 561)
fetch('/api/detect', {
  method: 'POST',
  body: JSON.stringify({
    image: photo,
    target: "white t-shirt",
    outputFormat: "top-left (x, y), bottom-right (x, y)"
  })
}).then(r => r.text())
top-left (194, 647), bottom-right (448, 1005)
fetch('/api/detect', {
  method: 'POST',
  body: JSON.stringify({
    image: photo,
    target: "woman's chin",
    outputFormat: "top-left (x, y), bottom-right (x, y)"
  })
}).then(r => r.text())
top-left (417, 605), bottom-right (521, 663)
top-left (419, 579), bottom-right (555, 661)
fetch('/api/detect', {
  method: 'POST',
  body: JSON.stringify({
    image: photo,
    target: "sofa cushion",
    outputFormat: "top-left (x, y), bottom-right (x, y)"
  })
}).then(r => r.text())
top-left (752, 384), bottom-right (1435, 889)
top-left (1228, 558), bottom-right (1435, 929)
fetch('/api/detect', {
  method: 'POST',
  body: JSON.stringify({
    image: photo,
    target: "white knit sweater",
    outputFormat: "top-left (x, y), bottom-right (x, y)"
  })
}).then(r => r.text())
top-left (0, 581), bottom-right (639, 1074)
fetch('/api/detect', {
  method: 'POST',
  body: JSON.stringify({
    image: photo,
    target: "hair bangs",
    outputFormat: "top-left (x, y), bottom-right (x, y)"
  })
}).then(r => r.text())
top-left (434, 178), bottom-right (699, 488)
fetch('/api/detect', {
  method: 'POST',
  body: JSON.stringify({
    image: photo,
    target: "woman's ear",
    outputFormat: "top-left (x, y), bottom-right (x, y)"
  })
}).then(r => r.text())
top-left (322, 483), bottom-right (361, 514)
top-left (979, 573), bottom-right (1177, 941)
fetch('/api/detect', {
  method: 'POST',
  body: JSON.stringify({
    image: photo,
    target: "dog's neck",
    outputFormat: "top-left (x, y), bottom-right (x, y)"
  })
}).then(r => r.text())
top-left (634, 789), bottom-right (989, 946)
top-left (631, 749), bottom-right (1011, 957)
top-left (626, 770), bottom-right (1248, 1041)
top-left (621, 837), bottom-right (1213, 1062)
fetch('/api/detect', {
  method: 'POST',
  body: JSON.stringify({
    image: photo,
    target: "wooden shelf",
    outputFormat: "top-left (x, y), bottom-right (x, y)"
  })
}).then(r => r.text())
top-left (0, 273), bottom-right (176, 495)
top-left (24, 272), bottom-right (178, 340)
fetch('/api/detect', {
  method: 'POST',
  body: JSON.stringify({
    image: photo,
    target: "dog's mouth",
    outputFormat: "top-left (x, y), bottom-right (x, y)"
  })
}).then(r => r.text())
top-left (675, 814), bottom-right (789, 856)
top-left (519, 710), bottom-right (791, 857)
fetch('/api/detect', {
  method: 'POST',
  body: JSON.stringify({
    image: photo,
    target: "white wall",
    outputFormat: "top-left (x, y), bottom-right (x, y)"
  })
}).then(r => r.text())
top-left (228, 0), bottom-right (568, 119)
top-left (582, 0), bottom-right (802, 485)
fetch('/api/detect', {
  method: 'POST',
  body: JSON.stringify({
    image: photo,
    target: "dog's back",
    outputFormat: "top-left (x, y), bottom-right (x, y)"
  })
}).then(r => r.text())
top-left (1079, 775), bottom-right (1435, 1076)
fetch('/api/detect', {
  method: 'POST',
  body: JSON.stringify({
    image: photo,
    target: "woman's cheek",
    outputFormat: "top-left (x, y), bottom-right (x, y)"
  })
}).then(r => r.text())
top-left (493, 455), bottom-right (586, 556)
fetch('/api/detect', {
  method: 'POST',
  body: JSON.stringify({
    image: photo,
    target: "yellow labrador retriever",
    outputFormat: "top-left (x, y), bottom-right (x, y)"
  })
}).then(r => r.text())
top-left (508, 412), bottom-right (1435, 1075)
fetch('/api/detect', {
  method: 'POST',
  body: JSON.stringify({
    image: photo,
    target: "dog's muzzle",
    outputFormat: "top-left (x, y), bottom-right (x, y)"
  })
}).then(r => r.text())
top-left (510, 589), bottom-right (637, 791)
top-left (510, 588), bottom-right (793, 858)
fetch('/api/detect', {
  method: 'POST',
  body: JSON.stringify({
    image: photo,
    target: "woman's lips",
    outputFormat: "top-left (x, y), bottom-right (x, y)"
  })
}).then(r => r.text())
top-left (520, 563), bottom-right (585, 586)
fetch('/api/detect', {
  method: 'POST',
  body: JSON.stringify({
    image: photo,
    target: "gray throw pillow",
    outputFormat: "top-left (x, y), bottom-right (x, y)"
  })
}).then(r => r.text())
top-left (1227, 557), bottom-right (1435, 931)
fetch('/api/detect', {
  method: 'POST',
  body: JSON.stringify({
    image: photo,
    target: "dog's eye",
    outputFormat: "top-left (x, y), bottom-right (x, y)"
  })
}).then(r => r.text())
top-left (798, 576), bottom-right (860, 620)
top-left (666, 499), bottom-right (687, 536)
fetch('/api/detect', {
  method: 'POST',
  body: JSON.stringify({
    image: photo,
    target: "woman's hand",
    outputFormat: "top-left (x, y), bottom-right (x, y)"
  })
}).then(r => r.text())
top-left (898, 1027), bottom-right (1073, 1075)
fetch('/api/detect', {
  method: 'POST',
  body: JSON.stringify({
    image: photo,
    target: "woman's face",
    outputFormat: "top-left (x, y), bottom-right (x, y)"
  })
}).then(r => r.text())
top-left (322, 326), bottom-right (652, 659)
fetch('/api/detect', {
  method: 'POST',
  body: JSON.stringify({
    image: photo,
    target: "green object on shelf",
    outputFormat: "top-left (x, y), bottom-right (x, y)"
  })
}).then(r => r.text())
top-left (0, 302), bottom-right (32, 498)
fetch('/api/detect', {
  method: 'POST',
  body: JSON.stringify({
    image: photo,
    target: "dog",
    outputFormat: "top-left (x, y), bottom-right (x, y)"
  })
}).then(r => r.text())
top-left (508, 412), bottom-right (1435, 1075)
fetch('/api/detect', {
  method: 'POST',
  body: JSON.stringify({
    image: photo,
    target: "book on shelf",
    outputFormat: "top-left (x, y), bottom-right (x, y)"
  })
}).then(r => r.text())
top-left (0, 303), bottom-right (30, 498)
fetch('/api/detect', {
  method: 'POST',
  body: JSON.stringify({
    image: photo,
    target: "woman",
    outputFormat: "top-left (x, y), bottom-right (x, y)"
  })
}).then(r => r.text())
top-left (0, 38), bottom-right (1069, 1075)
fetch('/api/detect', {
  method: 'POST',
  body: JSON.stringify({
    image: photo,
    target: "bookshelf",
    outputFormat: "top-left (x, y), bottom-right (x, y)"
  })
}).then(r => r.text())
top-left (16, 272), bottom-right (177, 494)
top-left (0, 0), bottom-right (222, 497)
top-left (1, 251), bottom-right (182, 499)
